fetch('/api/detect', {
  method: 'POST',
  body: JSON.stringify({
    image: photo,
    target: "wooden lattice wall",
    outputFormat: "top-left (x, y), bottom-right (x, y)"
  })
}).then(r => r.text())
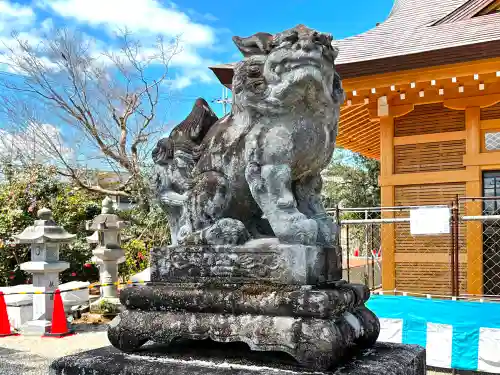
top-left (391, 103), bottom-right (467, 294)
top-left (394, 183), bottom-right (467, 294)
top-left (394, 140), bottom-right (466, 174)
top-left (394, 103), bottom-right (465, 136)
top-left (481, 102), bottom-right (500, 120)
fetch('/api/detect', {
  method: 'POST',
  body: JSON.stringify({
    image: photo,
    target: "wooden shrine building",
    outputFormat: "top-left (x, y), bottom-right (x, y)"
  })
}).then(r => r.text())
top-left (209, 0), bottom-right (500, 296)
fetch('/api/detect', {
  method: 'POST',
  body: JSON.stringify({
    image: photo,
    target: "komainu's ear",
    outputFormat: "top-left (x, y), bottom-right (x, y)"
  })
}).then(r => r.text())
top-left (232, 32), bottom-right (273, 57)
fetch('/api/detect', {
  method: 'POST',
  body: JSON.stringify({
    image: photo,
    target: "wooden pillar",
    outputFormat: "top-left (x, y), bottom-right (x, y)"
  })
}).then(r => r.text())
top-left (380, 115), bottom-right (395, 291)
top-left (465, 107), bottom-right (483, 295)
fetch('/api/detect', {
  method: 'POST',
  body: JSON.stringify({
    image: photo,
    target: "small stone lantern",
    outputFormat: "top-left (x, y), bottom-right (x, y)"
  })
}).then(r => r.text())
top-left (15, 208), bottom-right (75, 334)
top-left (86, 197), bottom-right (128, 314)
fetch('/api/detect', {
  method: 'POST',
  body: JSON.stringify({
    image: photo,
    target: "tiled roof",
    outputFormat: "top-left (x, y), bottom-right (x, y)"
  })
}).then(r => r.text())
top-left (433, 0), bottom-right (494, 25)
top-left (210, 0), bottom-right (500, 81)
top-left (337, 0), bottom-right (500, 65)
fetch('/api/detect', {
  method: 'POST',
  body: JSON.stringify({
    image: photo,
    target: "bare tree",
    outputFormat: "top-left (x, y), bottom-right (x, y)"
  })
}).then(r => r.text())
top-left (0, 29), bottom-right (181, 201)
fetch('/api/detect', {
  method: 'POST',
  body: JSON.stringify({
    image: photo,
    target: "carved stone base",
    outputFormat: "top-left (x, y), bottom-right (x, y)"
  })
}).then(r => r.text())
top-left (151, 239), bottom-right (341, 285)
top-left (107, 306), bottom-right (379, 371)
top-left (113, 239), bottom-right (378, 370)
top-left (119, 282), bottom-right (369, 319)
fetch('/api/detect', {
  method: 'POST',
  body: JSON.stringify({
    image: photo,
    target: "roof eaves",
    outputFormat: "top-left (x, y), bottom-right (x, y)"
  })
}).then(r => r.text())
top-left (433, 0), bottom-right (494, 25)
top-left (475, 0), bottom-right (500, 14)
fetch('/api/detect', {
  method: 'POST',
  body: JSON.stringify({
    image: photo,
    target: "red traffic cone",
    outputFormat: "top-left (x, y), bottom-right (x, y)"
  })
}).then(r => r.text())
top-left (0, 291), bottom-right (18, 337)
top-left (44, 289), bottom-right (74, 338)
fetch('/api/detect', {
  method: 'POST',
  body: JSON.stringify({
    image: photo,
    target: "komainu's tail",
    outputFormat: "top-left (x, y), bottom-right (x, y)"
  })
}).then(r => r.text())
top-left (152, 98), bottom-right (219, 165)
top-left (175, 98), bottom-right (219, 143)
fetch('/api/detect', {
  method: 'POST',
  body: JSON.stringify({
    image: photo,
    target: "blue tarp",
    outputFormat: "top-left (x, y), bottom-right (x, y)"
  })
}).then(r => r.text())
top-left (367, 295), bottom-right (500, 370)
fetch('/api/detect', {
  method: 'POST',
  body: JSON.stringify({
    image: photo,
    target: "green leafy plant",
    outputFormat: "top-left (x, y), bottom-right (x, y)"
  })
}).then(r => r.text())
top-left (97, 299), bottom-right (120, 315)
top-left (0, 164), bottom-right (100, 286)
top-left (120, 239), bottom-right (148, 280)
top-left (322, 148), bottom-right (381, 211)
top-left (0, 163), bottom-right (171, 286)
top-left (118, 203), bottom-right (171, 280)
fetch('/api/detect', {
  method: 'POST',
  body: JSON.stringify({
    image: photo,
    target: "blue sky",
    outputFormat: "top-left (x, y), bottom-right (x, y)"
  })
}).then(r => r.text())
top-left (0, 0), bottom-right (393, 166)
top-left (0, 0), bottom-right (393, 119)
top-left (174, 0), bottom-right (395, 120)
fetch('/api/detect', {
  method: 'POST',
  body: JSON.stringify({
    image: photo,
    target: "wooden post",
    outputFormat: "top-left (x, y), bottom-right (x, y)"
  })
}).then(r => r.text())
top-left (465, 107), bottom-right (483, 295)
top-left (380, 115), bottom-right (396, 291)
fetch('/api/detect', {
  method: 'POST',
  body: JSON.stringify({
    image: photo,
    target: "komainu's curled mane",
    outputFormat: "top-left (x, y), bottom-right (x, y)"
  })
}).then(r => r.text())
top-left (153, 24), bottom-right (344, 248)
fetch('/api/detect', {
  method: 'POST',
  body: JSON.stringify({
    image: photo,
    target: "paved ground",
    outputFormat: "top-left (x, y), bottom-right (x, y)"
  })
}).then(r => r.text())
top-left (0, 325), bottom-right (483, 375)
top-left (0, 325), bottom-right (109, 375)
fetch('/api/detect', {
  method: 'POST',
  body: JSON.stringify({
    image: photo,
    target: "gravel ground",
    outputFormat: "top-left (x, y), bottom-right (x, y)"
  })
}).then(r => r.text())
top-left (0, 324), bottom-right (110, 375)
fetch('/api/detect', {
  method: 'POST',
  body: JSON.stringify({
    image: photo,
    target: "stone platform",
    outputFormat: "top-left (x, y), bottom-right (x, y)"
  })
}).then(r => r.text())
top-left (150, 239), bottom-right (341, 285)
top-left (109, 281), bottom-right (379, 370)
top-left (119, 282), bottom-right (369, 318)
top-left (112, 240), bottom-right (379, 370)
top-left (49, 341), bottom-right (426, 375)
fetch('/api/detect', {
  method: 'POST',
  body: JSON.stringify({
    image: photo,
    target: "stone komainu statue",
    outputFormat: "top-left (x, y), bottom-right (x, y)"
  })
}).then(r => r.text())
top-left (109, 25), bottom-right (380, 372)
top-left (153, 24), bottom-right (344, 248)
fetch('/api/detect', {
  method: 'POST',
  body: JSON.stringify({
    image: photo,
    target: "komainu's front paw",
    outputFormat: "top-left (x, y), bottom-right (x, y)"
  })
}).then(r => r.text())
top-left (290, 218), bottom-right (318, 245)
top-left (203, 218), bottom-right (250, 245)
top-left (275, 214), bottom-right (318, 246)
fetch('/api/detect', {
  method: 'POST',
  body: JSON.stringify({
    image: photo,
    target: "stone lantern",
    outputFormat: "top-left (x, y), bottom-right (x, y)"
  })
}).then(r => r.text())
top-left (86, 197), bottom-right (128, 314)
top-left (15, 208), bottom-right (75, 334)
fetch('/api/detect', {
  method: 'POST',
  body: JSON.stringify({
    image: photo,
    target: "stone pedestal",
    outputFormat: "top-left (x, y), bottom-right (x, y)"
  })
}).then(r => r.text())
top-left (150, 238), bottom-right (339, 285)
top-left (14, 208), bottom-right (75, 335)
top-left (86, 197), bottom-right (128, 315)
top-left (108, 238), bottom-right (380, 371)
top-left (50, 342), bottom-right (426, 375)
top-left (22, 262), bottom-right (69, 334)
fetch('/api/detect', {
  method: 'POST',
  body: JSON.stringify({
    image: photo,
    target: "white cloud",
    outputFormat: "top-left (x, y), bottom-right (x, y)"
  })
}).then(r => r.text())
top-left (0, 123), bottom-right (73, 164)
top-left (0, 0), bottom-right (33, 20)
top-left (0, 32), bottom-right (61, 74)
top-left (186, 8), bottom-right (218, 22)
top-left (35, 0), bottom-right (220, 88)
top-left (170, 47), bottom-right (206, 68)
top-left (40, 18), bottom-right (54, 32)
top-left (0, 0), bottom-right (220, 91)
top-left (38, 0), bottom-right (215, 47)
top-left (168, 68), bottom-right (214, 90)
top-left (0, 0), bottom-right (35, 33)
top-left (169, 76), bottom-right (191, 90)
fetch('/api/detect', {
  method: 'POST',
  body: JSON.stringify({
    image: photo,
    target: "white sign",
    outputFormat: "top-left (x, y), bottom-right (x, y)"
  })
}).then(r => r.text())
top-left (410, 207), bottom-right (451, 235)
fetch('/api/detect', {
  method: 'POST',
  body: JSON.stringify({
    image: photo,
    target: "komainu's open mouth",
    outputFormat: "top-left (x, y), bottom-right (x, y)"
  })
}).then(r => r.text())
top-left (282, 55), bottom-right (332, 72)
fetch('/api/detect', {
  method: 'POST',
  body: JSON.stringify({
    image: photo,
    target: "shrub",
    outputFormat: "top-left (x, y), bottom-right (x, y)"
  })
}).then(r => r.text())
top-left (0, 165), bottom-right (100, 286)
top-left (120, 239), bottom-right (148, 280)
top-left (118, 203), bottom-right (170, 279)
top-left (0, 163), bottom-right (172, 286)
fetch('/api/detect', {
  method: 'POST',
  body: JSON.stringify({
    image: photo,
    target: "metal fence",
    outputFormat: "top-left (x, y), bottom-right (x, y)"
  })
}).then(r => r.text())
top-left (458, 197), bottom-right (500, 298)
top-left (333, 207), bottom-right (384, 291)
top-left (329, 198), bottom-right (500, 299)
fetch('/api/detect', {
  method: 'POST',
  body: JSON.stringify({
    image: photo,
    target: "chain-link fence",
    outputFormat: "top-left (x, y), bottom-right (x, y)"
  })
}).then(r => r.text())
top-left (331, 205), bottom-right (457, 296)
top-left (458, 197), bottom-right (500, 297)
top-left (332, 208), bottom-right (388, 292)
top-left (330, 198), bottom-right (500, 298)
top-left (336, 208), bottom-right (382, 290)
